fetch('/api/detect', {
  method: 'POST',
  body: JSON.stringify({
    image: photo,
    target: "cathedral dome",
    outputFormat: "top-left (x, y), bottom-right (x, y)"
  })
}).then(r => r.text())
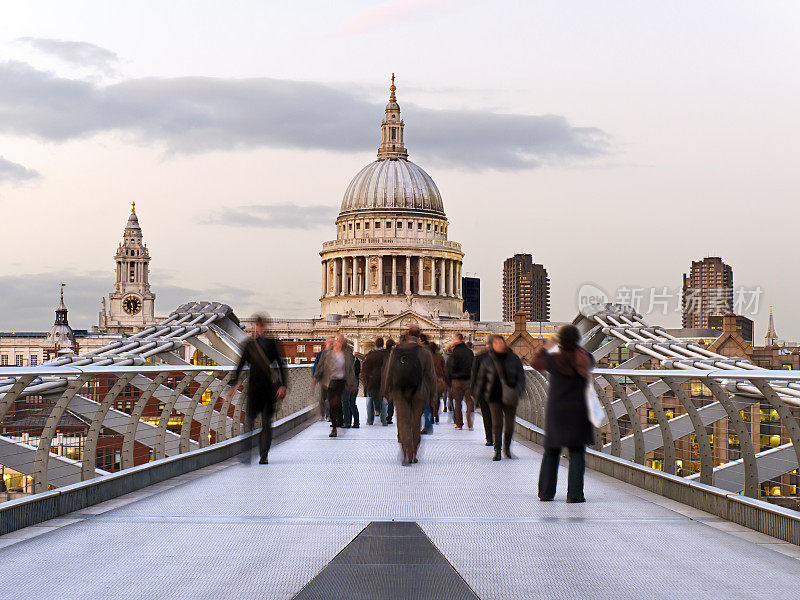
top-left (339, 158), bottom-right (444, 216)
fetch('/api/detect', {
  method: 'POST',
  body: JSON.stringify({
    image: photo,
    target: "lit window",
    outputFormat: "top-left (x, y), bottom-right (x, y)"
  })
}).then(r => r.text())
top-left (1, 355), bottom-right (7, 366)
top-left (297, 345), bottom-right (305, 353)
top-left (30, 355), bottom-right (38, 366)
top-left (313, 345), bottom-right (322, 353)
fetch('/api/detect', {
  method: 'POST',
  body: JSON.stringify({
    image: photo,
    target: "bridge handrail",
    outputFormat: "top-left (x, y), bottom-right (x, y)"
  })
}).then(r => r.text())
top-left (0, 363), bottom-right (317, 500)
top-left (521, 362), bottom-right (800, 506)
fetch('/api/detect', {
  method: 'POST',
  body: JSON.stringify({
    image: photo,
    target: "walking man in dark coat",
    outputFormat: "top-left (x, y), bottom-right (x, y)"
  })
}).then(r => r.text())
top-left (226, 315), bottom-right (287, 464)
top-left (362, 337), bottom-right (388, 425)
top-left (382, 326), bottom-right (436, 464)
top-left (447, 333), bottom-right (474, 430)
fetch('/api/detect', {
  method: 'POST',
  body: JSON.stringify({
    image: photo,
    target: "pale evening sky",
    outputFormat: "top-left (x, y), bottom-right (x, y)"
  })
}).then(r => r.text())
top-left (0, 1), bottom-right (798, 340)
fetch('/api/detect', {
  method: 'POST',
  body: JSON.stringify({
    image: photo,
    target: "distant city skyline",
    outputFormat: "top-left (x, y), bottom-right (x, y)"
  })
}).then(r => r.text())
top-left (1, 1), bottom-right (798, 340)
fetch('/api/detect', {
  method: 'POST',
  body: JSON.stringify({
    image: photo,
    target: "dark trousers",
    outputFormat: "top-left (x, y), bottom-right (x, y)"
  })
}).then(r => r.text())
top-left (538, 446), bottom-right (586, 501)
top-left (478, 396), bottom-right (493, 444)
top-left (451, 380), bottom-right (473, 428)
top-left (327, 379), bottom-right (345, 428)
top-left (395, 394), bottom-right (426, 463)
top-left (488, 402), bottom-right (516, 453)
top-left (246, 400), bottom-right (275, 461)
top-left (387, 400), bottom-right (394, 422)
top-left (342, 388), bottom-right (359, 427)
top-left (367, 388), bottom-right (386, 425)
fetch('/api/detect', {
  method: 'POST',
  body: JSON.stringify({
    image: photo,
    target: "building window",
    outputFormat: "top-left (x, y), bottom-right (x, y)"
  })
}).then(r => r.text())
top-left (375, 222), bottom-right (380, 228)
top-left (408, 222), bottom-right (413, 229)
top-left (418, 222), bottom-right (423, 230)
top-left (427, 223), bottom-right (431, 231)
top-left (397, 222), bottom-right (402, 229)
top-left (15, 355), bottom-right (23, 367)
top-left (365, 222), bottom-right (370, 229)
top-left (313, 345), bottom-right (322, 353)
top-left (297, 345), bottom-right (305, 353)
top-left (1, 355), bottom-right (8, 366)
top-left (30, 355), bottom-right (38, 366)
top-left (386, 221), bottom-right (392, 228)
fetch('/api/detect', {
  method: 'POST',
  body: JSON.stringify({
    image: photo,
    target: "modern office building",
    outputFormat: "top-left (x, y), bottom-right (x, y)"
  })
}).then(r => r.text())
top-left (462, 276), bottom-right (480, 321)
top-left (502, 253), bottom-right (550, 322)
top-left (681, 256), bottom-right (733, 328)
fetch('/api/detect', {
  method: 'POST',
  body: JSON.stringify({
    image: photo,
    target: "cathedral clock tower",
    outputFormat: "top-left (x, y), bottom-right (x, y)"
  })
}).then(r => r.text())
top-left (105, 202), bottom-right (157, 333)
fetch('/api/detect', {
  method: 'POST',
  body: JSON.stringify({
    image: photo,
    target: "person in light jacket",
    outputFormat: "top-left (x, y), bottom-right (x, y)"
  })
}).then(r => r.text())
top-left (314, 334), bottom-right (357, 438)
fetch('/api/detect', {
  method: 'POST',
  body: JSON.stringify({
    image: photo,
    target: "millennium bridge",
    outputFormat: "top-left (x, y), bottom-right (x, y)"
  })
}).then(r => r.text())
top-left (1, 301), bottom-right (799, 598)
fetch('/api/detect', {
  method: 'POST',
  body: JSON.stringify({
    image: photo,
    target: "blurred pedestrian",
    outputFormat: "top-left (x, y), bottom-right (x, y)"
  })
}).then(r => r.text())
top-left (429, 342), bottom-right (447, 425)
top-left (362, 337), bottom-right (388, 426)
top-left (226, 314), bottom-right (287, 465)
top-left (418, 333), bottom-right (435, 434)
top-left (475, 335), bottom-right (524, 461)
top-left (471, 340), bottom-right (493, 446)
top-left (532, 325), bottom-right (595, 503)
top-left (314, 333), bottom-right (357, 438)
top-left (447, 333), bottom-right (474, 430)
top-left (342, 346), bottom-right (361, 428)
top-left (384, 338), bottom-right (396, 424)
top-left (312, 338), bottom-right (333, 420)
top-left (382, 326), bottom-right (436, 464)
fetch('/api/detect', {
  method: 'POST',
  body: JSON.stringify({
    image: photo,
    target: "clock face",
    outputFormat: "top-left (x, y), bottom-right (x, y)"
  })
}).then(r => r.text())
top-left (123, 295), bottom-right (142, 315)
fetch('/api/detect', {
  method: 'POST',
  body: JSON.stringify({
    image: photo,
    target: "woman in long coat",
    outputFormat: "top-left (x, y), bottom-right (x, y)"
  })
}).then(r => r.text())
top-left (531, 324), bottom-right (595, 503)
top-left (474, 335), bottom-right (525, 461)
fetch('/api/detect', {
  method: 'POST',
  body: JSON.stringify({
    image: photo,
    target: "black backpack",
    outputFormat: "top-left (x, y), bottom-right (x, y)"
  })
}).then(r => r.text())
top-left (389, 345), bottom-right (423, 394)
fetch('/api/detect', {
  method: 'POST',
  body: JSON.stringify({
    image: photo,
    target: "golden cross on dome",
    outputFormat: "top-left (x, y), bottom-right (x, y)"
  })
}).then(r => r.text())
top-left (389, 73), bottom-right (396, 101)
top-left (131, 200), bottom-right (136, 215)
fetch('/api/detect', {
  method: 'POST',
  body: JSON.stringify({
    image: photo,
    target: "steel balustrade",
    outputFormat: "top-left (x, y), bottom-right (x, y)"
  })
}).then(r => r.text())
top-left (0, 364), bottom-right (315, 496)
top-left (519, 302), bottom-right (800, 501)
top-left (0, 301), bottom-right (319, 500)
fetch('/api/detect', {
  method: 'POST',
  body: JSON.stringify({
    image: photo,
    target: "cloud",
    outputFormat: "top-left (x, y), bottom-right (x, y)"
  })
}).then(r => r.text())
top-left (0, 156), bottom-right (40, 183)
top-left (0, 60), bottom-right (609, 170)
top-left (0, 271), bottom-right (256, 331)
top-left (204, 204), bottom-right (339, 229)
top-left (16, 37), bottom-right (119, 76)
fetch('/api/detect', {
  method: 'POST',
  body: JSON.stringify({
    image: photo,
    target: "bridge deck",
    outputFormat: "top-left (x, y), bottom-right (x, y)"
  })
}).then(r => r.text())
top-left (2, 399), bottom-right (799, 599)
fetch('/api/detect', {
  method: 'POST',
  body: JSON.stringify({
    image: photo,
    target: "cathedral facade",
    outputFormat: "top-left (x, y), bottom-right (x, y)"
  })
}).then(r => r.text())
top-left (260, 77), bottom-right (475, 352)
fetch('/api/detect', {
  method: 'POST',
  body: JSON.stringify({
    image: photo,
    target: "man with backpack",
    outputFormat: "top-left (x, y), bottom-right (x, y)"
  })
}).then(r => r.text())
top-left (382, 325), bottom-right (436, 464)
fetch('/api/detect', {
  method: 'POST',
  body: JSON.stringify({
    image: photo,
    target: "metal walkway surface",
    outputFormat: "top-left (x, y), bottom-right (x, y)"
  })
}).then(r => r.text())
top-left (2, 399), bottom-right (799, 599)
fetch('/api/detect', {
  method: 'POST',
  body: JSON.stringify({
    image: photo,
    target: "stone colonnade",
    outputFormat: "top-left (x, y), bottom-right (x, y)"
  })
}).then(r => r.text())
top-left (321, 254), bottom-right (462, 298)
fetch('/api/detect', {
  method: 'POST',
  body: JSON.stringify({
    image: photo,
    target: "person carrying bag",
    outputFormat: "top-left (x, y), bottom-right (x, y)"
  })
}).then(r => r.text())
top-left (531, 324), bottom-right (595, 503)
top-left (474, 335), bottom-right (525, 461)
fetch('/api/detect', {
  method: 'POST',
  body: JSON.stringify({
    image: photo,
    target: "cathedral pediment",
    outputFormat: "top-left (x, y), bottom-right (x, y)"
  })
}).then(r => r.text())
top-left (377, 310), bottom-right (443, 330)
